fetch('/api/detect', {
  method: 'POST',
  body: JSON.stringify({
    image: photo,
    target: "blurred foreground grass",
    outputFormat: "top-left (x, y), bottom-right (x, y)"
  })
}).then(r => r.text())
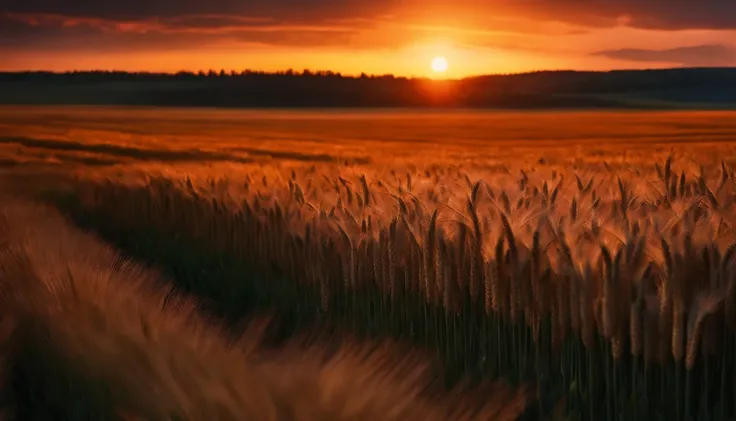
top-left (0, 198), bottom-right (527, 420)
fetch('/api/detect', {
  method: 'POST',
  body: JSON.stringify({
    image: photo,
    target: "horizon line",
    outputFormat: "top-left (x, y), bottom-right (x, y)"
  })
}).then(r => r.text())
top-left (2, 66), bottom-right (735, 81)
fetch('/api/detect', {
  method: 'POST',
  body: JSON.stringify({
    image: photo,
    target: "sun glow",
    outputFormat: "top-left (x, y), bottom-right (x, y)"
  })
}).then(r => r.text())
top-left (431, 56), bottom-right (448, 73)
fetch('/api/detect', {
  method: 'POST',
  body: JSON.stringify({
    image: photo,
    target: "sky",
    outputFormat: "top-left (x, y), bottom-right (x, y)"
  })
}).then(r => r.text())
top-left (2, 0), bottom-right (736, 77)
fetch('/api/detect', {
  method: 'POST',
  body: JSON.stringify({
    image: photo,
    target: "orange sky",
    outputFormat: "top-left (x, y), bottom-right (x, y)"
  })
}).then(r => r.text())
top-left (2, 1), bottom-right (735, 77)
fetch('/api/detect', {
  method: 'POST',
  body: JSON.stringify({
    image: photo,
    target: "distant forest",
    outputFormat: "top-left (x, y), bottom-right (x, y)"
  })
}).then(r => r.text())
top-left (1, 68), bottom-right (736, 109)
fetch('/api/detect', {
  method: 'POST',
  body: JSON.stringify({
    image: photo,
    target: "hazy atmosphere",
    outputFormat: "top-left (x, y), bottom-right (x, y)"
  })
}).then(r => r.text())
top-left (3, 0), bottom-right (736, 76)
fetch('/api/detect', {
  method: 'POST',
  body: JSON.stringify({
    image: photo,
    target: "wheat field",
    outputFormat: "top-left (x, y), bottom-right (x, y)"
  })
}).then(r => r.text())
top-left (2, 106), bottom-right (736, 420)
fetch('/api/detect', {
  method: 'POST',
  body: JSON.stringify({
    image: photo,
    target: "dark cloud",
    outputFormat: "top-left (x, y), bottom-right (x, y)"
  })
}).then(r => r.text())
top-left (381, 0), bottom-right (736, 31)
top-left (494, 0), bottom-right (736, 30)
top-left (0, 0), bottom-right (397, 52)
top-left (0, 0), bottom-right (391, 22)
top-left (593, 44), bottom-right (736, 66)
top-left (3, 0), bottom-right (736, 30)
top-left (0, 12), bottom-right (375, 51)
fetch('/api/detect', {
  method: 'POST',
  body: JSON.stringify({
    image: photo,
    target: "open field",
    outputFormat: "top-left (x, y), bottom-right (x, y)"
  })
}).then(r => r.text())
top-left (1, 106), bottom-right (736, 420)
top-left (1, 106), bottom-right (736, 172)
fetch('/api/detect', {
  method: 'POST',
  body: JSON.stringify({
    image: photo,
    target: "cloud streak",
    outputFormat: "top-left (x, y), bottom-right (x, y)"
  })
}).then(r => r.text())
top-left (491, 0), bottom-right (736, 30)
top-left (1, 0), bottom-right (393, 22)
top-left (3, 13), bottom-right (360, 35)
top-left (593, 44), bottom-right (736, 66)
top-left (0, 12), bottom-right (383, 51)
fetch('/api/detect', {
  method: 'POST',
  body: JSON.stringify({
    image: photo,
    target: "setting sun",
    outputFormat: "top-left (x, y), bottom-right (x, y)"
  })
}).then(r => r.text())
top-left (431, 56), bottom-right (448, 73)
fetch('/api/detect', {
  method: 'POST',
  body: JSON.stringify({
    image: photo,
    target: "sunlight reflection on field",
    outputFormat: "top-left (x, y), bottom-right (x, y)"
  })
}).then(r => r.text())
top-left (1, 106), bottom-right (735, 183)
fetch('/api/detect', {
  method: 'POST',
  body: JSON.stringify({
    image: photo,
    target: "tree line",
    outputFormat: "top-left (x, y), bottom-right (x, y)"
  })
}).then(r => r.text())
top-left (1, 68), bottom-right (734, 108)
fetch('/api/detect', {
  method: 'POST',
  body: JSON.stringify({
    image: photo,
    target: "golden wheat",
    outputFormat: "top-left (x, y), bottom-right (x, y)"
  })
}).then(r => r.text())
top-left (50, 150), bottom-right (736, 420)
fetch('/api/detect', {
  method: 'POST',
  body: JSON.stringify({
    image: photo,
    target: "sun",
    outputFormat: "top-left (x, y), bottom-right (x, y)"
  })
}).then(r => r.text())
top-left (431, 56), bottom-right (449, 73)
